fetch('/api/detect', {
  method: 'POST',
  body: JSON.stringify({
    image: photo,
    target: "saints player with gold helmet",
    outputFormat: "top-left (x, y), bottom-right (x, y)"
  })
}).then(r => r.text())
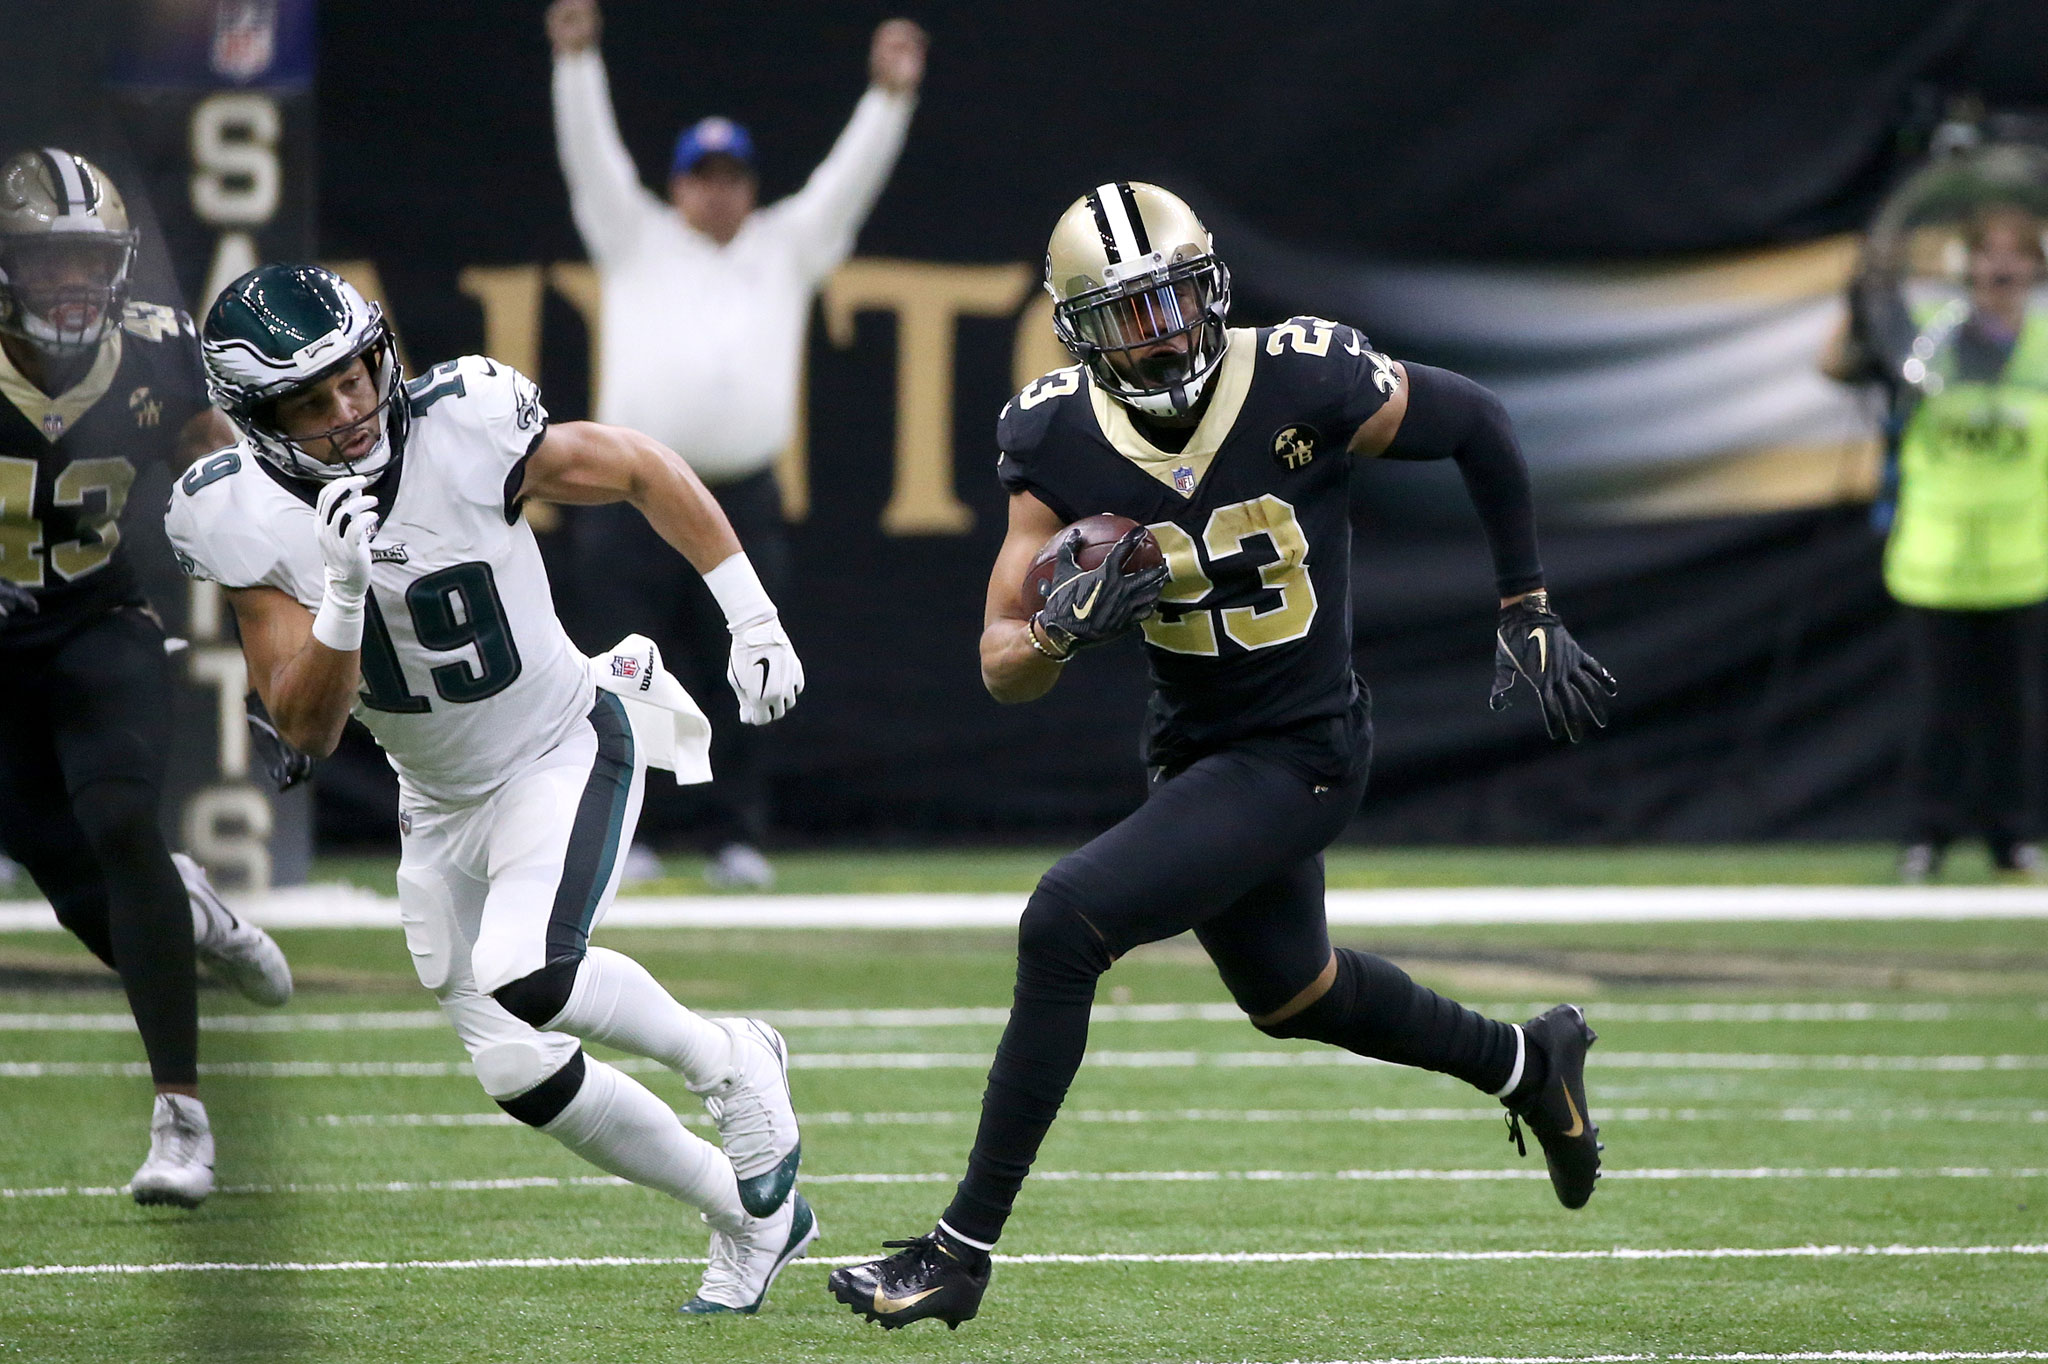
top-left (0, 149), bottom-right (294, 1209)
top-left (829, 183), bottom-right (1618, 1329)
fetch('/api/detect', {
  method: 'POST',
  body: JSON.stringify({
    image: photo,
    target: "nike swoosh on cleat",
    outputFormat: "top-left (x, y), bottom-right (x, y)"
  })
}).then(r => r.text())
top-left (1070, 580), bottom-right (1103, 620)
top-left (874, 1285), bottom-right (942, 1315)
top-left (1561, 1087), bottom-right (1585, 1139)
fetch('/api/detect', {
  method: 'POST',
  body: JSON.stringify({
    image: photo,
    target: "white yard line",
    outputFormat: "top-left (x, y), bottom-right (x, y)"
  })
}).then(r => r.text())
top-left (5, 1243), bottom-right (2046, 1276)
top-left (7, 1166), bottom-right (2044, 1201)
top-left (0, 1001), bottom-right (1994, 1032)
top-left (6, 1051), bottom-right (2046, 1079)
top-left (295, 1104), bottom-right (2048, 1129)
top-left (9, 885), bottom-right (2048, 931)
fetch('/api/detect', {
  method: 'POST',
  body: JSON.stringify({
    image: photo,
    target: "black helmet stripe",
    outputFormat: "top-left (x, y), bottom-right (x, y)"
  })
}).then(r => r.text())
top-left (38, 148), bottom-right (89, 214)
top-left (1086, 187), bottom-right (1121, 263)
top-left (1116, 183), bottom-right (1152, 256)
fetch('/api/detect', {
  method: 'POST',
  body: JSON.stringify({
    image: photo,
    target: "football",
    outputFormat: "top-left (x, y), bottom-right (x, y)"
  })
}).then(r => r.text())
top-left (1020, 513), bottom-right (1166, 613)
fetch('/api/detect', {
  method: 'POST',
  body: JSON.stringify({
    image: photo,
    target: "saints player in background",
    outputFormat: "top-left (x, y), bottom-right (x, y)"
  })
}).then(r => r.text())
top-left (167, 263), bottom-right (815, 1315)
top-left (831, 183), bottom-right (1618, 1329)
top-left (0, 149), bottom-right (292, 1208)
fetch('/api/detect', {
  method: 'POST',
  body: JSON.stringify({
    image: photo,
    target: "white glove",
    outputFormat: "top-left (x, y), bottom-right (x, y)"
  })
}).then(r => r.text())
top-left (311, 474), bottom-right (379, 652)
top-left (702, 552), bottom-right (803, 724)
top-left (315, 475), bottom-right (378, 601)
top-left (727, 615), bottom-right (804, 724)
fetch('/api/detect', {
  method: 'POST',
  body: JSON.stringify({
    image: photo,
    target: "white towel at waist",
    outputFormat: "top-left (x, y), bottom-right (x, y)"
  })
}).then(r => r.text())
top-left (587, 634), bottom-right (713, 785)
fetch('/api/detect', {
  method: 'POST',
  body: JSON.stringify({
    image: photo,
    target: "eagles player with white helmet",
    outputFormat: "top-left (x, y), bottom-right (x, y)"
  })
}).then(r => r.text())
top-left (0, 149), bottom-right (292, 1212)
top-left (166, 263), bottom-right (814, 1316)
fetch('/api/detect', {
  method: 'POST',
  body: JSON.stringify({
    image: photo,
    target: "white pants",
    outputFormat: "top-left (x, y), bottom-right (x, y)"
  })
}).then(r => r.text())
top-left (395, 691), bottom-right (647, 1104)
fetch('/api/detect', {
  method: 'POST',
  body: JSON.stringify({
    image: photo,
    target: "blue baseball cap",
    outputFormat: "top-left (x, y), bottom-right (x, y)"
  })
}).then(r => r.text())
top-left (671, 117), bottom-right (755, 176)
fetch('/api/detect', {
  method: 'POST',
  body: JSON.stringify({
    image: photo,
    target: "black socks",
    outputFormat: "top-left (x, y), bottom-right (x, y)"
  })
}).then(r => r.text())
top-left (1258, 948), bottom-right (1527, 1096)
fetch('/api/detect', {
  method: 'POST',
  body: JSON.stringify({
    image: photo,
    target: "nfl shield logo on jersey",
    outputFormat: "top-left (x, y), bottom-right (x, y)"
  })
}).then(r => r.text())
top-left (610, 655), bottom-right (640, 680)
top-left (1172, 465), bottom-right (1196, 496)
top-left (41, 412), bottom-right (65, 439)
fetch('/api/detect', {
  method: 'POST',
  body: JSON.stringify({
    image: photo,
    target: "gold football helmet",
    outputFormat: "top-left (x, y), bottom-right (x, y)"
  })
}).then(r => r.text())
top-left (1045, 181), bottom-right (1231, 418)
top-left (0, 149), bottom-right (137, 354)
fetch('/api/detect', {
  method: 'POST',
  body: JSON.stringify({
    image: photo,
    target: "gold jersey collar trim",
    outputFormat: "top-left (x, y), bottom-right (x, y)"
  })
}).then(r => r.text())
top-left (1086, 328), bottom-right (1256, 497)
top-left (0, 331), bottom-right (124, 444)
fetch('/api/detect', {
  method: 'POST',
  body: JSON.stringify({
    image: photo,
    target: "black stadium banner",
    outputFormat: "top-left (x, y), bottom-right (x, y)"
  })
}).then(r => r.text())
top-left (14, 1), bottom-right (2048, 849)
top-left (104, 0), bottom-right (319, 887)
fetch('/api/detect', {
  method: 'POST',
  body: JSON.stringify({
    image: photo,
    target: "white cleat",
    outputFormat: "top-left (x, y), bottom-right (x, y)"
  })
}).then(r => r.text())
top-left (694, 1018), bottom-right (801, 1217)
top-left (679, 1192), bottom-right (818, 1317)
top-left (704, 842), bottom-right (774, 891)
top-left (174, 852), bottom-right (292, 1007)
top-left (130, 1093), bottom-right (215, 1208)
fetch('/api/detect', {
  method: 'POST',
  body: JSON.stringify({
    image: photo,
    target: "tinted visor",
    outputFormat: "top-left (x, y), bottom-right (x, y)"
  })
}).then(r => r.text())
top-left (0, 233), bottom-right (133, 344)
top-left (1064, 260), bottom-right (1221, 391)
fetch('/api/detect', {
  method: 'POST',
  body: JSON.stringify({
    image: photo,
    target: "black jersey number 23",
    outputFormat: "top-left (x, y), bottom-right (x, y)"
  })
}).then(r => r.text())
top-left (1142, 494), bottom-right (1318, 656)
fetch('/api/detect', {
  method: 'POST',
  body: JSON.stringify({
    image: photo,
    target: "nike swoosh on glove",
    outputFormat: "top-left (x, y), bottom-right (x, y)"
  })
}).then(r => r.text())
top-left (728, 614), bottom-right (804, 724)
top-left (0, 580), bottom-right (39, 623)
top-left (1490, 591), bottom-right (1616, 744)
top-left (1035, 527), bottom-right (1169, 656)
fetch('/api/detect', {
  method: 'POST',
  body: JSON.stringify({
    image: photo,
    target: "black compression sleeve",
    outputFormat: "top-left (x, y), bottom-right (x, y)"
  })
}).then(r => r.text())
top-left (1381, 363), bottom-right (1545, 597)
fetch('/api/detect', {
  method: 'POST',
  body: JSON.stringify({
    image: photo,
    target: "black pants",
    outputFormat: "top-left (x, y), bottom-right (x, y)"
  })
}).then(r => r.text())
top-left (0, 606), bottom-right (197, 1085)
top-left (572, 469), bottom-right (789, 850)
top-left (941, 710), bottom-right (1520, 1245)
top-left (1901, 603), bottom-right (2044, 855)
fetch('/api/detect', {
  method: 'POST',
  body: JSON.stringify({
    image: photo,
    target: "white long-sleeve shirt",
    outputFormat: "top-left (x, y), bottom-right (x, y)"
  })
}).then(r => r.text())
top-left (553, 50), bottom-right (914, 483)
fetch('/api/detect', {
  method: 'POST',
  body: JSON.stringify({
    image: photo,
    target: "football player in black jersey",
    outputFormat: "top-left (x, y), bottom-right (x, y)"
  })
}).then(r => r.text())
top-left (830, 182), bottom-right (1617, 1329)
top-left (0, 149), bottom-right (292, 1206)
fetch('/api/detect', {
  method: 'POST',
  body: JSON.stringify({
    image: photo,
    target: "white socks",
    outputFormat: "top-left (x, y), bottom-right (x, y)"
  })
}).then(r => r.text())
top-left (541, 1056), bottom-right (745, 1230)
top-left (546, 947), bottom-right (735, 1087)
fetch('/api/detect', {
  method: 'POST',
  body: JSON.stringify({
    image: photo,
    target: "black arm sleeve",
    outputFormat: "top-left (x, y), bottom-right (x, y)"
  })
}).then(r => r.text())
top-left (1380, 362), bottom-right (1545, 598)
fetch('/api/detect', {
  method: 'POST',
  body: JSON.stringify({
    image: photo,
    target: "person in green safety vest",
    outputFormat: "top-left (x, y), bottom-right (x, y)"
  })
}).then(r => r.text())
top-left (1828, 203), bottom-right (2048, 881)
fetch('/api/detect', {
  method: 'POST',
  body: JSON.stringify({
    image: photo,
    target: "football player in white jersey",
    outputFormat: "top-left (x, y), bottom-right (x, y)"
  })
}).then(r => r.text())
top-left (165, 264), bottom-right (814, 1316)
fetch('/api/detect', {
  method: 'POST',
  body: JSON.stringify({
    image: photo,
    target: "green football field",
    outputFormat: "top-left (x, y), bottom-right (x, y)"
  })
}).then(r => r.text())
top-left (2, 853), bottom-right (2046, 1362)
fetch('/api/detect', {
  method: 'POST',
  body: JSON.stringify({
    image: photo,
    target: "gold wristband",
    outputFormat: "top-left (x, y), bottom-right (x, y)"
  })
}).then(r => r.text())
top-left (1027, 614), bottom-right (1073, 663)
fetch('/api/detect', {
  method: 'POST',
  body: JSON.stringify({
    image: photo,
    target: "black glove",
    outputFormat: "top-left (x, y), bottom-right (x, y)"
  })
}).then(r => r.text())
top-left (1489, 590), bottom-right (1616, 743)
top-left (1033, 527), bottom-right (1169, 658)
top-left (0, 581), bottom-right (39, 623)
top-left (246, 691), bottom-right (313, 792)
